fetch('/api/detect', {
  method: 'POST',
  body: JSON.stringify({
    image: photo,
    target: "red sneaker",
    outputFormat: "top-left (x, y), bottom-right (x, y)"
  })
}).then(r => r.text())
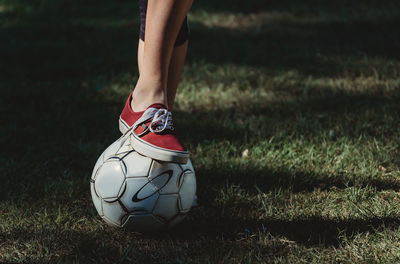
top-left (119, 93), bottom-right (189, 164)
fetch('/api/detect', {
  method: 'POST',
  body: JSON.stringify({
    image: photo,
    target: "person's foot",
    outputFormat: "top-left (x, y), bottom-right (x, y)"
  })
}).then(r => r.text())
top-left (119, 93), bottom-right (189, 164)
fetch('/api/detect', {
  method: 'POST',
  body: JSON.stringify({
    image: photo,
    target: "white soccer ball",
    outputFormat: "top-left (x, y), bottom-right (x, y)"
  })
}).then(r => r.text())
top-left (90, 134), bottom-right (196, 231)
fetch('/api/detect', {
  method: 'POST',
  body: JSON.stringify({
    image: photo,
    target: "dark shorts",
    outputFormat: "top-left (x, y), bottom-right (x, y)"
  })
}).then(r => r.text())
top-left (139, 0), bottom-right (189, 46)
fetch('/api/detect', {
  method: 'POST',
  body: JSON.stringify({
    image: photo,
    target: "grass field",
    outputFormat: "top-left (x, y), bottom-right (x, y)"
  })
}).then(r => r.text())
top-left (1, 0), bottom-right (400, 263)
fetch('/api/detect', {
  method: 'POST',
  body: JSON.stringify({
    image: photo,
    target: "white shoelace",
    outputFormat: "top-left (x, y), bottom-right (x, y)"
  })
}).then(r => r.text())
top-left (133, 107), bottom-right (174, 134)
top-left (149, 108), bottom-right (174, 133)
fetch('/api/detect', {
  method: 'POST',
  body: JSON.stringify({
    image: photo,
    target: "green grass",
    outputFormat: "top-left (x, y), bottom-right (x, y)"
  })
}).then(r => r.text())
top-left (1, 0), bottom-right (400, 263)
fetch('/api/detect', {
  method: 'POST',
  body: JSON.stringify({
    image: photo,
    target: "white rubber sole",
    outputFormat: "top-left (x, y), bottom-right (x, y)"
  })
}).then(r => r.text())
top-left (119, 117), bottom-right (189, 164)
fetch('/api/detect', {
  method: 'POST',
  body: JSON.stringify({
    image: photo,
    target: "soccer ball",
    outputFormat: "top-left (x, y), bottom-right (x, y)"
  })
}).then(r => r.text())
top-left (90, 134), bottom-right (196, 231)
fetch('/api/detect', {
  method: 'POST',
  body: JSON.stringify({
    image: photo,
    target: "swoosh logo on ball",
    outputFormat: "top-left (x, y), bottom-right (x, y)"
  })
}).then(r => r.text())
top-left (132, 170), bottom-right (173, 202)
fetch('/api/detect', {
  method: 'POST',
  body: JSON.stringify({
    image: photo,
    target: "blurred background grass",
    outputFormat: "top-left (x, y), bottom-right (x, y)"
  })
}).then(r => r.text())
top-left (1, 0), bottom-right (400, 263)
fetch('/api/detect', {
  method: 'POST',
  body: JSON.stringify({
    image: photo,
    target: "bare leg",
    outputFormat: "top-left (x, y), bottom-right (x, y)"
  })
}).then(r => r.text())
top-left (166, 41), bottom-right (188, 110)
top-left (131, 0), bottom-right (193, 112)
top-left (137, 39), bottom-right (188, 111)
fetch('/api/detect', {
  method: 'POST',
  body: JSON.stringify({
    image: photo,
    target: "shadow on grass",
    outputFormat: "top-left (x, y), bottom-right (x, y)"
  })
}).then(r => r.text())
top-left (195, 165), bottom-right (400, 197)
top-left (3, 215), bottom-right (400, 262)
top-left (1, 225), bottom-right (291, 262)
top-left (189, 19), bottom-right (400, 78)
top-left (2, 0), bottom-right (400, 82)
top-left (171, 215), bottom-right (400, 247)
top-left (2, 20), bottom-right (399, 81)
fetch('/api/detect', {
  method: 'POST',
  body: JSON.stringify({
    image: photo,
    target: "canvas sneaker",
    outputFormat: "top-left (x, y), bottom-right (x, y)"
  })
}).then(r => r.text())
top-left (119, 93), bottom-right (189, 164)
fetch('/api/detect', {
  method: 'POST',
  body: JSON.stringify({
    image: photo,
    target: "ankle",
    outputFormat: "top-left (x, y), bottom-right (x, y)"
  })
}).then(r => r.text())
top-left (131, 83), bottom-right (167, 112)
